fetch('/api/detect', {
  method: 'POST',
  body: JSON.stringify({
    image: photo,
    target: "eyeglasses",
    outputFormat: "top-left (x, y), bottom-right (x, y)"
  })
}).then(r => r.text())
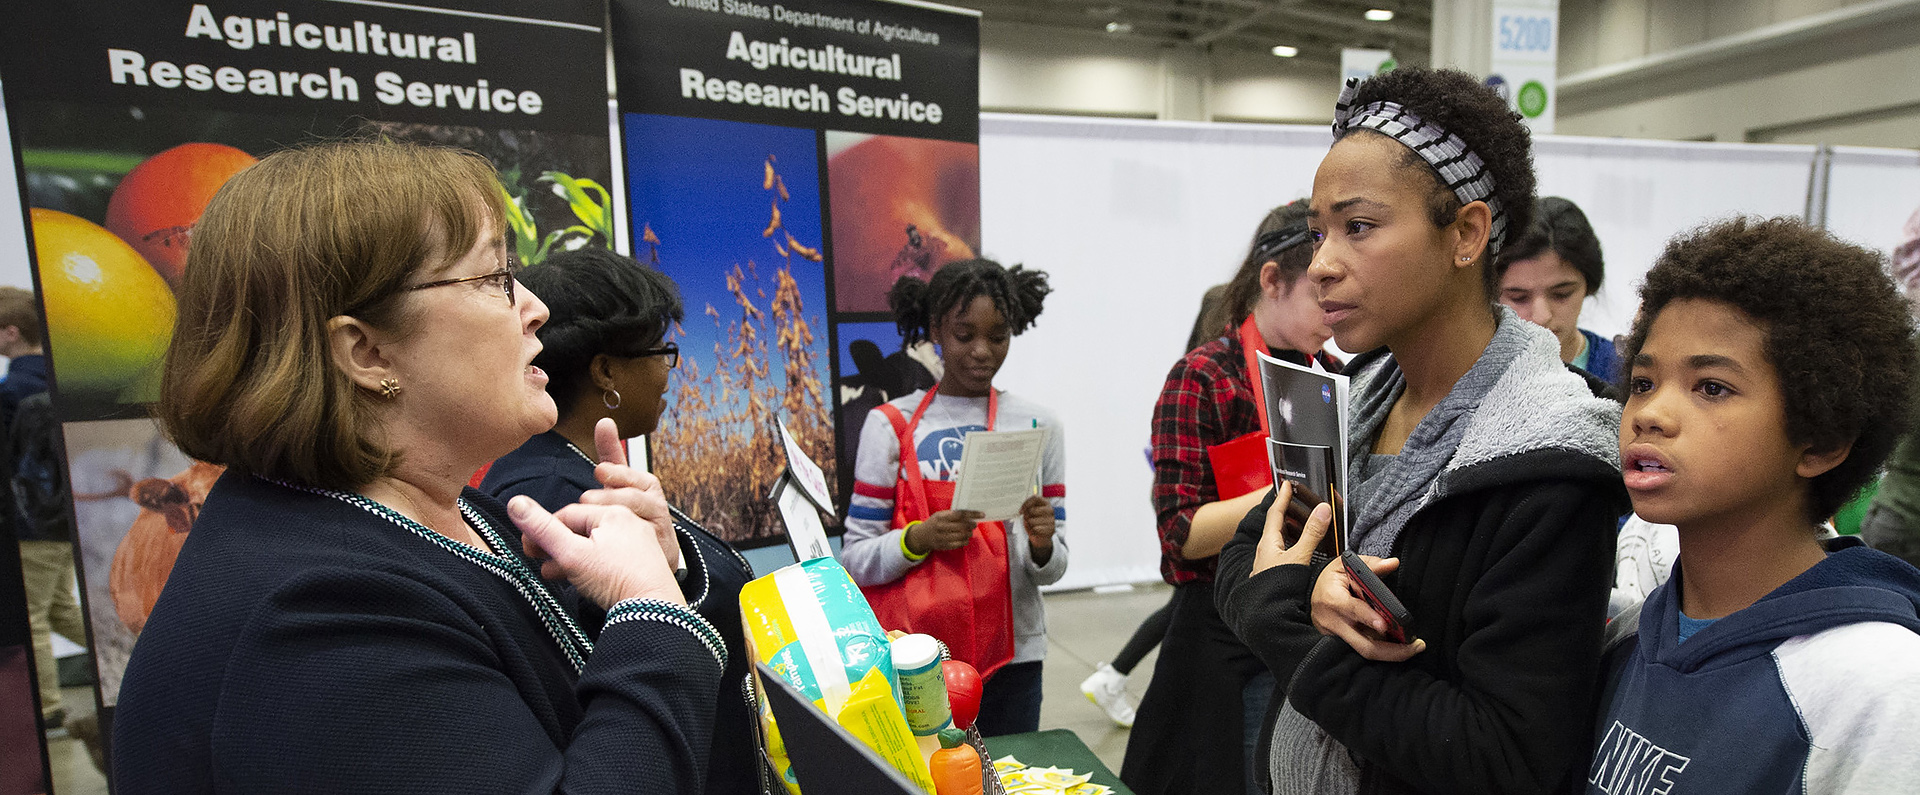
top-left (407, 256), bottom-right (519, 307)
top-left (627, 342), bottom-right (679, 369)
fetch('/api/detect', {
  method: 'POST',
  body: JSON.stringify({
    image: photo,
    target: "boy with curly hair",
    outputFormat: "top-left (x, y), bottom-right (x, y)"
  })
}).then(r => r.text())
top-left (1590, 217), bottom-right (1920, 795)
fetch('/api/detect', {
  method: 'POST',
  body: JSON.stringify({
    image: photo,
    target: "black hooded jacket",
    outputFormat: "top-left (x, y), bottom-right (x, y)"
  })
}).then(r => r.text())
top-left (1218, 325), bottom-right (1630, 795)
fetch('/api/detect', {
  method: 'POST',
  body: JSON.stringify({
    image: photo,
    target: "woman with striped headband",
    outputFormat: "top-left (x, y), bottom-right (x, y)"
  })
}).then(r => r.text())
top-left (1214, 68), bottom-right (1628, 794)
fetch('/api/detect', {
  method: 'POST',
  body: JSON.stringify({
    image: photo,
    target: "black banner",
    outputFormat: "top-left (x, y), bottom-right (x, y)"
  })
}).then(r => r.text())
top-left (612, 0), bottom-right (980, 547)
top-left (3, 1), bottom-right (607, 135)
top-left (612, 0), bottom-right (978, 142)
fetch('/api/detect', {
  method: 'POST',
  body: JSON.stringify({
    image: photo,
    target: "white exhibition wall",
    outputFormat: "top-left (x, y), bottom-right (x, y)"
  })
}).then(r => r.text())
top-left (979, 112), bottom-right (1920, 591)
top-left (1528, 136), bottom-right (1817, 339)
top-left (0, 83), bottom-right (32, 291)
top-left (979, 116), bottom-right (1333, 589)
top-left (1828, 146), bottom-right (1920, 259)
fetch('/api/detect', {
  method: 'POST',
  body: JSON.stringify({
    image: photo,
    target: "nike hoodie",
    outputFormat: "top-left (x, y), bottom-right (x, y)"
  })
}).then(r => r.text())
top-left (1587, 537), bottom-right (1920, 795)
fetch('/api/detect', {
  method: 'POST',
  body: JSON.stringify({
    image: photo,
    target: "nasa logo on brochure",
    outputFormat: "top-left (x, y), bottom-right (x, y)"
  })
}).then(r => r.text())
top-left (1321, 384), bottom-right (1333, 403)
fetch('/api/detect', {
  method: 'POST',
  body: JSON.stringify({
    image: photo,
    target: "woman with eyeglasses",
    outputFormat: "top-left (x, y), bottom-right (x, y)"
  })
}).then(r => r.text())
top-left (478, 245), bottom-right (762, 795)
top-left (113, 140), bottom-right (721, 793)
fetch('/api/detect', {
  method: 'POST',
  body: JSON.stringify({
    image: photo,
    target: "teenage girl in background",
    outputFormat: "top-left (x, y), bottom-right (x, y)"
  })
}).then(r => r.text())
top-left (840, 259), bottom-right (1068, 737)
top-left (1494, 196), bottom-right (1620, 383)
top-left (1121, 200), bottom-right (1337, 795)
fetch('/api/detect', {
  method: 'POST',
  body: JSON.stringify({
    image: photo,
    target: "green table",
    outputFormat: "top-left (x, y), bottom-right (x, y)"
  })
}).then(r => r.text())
top-left (980, 728), bottom-right (1134, 794)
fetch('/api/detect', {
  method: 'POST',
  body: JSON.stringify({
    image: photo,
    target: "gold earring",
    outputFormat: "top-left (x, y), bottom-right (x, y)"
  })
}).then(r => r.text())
top-left (603, 387), bottom-right (622, 410)
top-left (379, 378), bottom-right (401, 400)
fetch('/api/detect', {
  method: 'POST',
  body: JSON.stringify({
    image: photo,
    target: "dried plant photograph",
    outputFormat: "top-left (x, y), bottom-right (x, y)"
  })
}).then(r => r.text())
top-left (624, 114), bottom-right (834, 545)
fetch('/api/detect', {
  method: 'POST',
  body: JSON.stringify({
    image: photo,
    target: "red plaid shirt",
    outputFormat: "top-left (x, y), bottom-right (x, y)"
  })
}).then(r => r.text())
top-left (1151, 334), bottom-right (1337, 584)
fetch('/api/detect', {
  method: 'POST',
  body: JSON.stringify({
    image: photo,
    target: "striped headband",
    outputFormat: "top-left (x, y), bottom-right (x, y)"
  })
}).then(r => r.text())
top-left (1331, 77), bottom-right (1509, 259)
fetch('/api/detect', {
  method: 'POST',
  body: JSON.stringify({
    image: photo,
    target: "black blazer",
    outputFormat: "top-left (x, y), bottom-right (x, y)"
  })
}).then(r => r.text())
top-left (483, 431), bottom-right (762, 795)
top-left (112, 472), bottom-right (721, 793)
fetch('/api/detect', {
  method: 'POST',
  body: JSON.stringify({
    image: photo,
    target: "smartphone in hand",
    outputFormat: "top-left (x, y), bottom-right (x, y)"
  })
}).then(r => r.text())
top-left (1341, 550), bottom-right (1414, 644)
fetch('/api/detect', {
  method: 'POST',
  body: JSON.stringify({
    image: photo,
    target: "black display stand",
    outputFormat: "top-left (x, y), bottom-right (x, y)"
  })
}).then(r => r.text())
top-left (755, 661), bottom-right (920, 795)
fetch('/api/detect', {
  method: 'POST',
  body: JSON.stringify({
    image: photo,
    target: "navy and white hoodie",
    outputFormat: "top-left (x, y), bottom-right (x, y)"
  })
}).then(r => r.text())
top-left (1588, 538), bottom-right (1920, 795)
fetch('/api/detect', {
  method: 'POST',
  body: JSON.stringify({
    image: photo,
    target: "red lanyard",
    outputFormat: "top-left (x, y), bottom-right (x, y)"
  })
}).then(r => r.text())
top-left (905, 382), bottom-right (997, 435)
top-left (1237, 316), bottom-right (1271, 436)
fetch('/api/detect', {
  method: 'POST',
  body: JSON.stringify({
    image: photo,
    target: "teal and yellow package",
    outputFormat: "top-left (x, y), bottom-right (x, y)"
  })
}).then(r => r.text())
top-left (740, 557), bottom-right (935, 792)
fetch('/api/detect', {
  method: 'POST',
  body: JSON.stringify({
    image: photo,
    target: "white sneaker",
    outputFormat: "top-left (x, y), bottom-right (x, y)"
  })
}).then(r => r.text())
top-left (1079, 662), bottom-right (1136, 728)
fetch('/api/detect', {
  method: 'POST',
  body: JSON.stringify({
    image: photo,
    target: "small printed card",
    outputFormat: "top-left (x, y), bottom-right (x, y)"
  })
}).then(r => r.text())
top-left (770, 416), bottom-right (835, 561)
top-left (948, 427), bottom-right (1047, 522)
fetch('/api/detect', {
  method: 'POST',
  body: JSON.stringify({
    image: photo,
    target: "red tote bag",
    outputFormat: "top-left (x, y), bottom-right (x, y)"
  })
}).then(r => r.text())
top-left (857, 386), bottom-right (1016, 681)
top-left (1204, 316), bottom-right (1280, 500)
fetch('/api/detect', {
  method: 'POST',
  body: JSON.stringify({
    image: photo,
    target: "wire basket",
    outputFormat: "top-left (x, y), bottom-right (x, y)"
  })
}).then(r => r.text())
top-left (966, 724), bottom-right (1008, 795)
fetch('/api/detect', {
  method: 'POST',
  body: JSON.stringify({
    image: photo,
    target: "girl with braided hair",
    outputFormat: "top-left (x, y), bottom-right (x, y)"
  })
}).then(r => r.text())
top-left (840, 258), bottom-right (1068, 737)
top-left (1213, 68), bottom-right (1628, 794)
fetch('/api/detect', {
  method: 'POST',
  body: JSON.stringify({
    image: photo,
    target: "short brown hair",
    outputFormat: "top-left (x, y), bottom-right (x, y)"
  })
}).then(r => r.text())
top-left (1495, 197), bottom-right (1605, 295)
top-left (0, 287), bottom-right (42, 346)
top-left (156, 139), bottom-right (505, 489)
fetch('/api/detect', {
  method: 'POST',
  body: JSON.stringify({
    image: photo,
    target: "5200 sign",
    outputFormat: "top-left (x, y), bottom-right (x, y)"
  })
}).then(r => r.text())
top-left (1497, 14), bottom-right (1552, 54)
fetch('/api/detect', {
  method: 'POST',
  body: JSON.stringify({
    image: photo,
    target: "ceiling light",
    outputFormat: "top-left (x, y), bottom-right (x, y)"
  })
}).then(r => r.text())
top-left (1105, 21), bottom-right (1133, 33)
top-left (1365, 9), bottom-right (1395, 21)
top-left (1271, 45), bottom-right (1299, 57)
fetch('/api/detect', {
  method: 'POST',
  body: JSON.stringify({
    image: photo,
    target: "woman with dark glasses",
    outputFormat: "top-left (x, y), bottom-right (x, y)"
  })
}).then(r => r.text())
top-left (483, 245), bottom-right (686, 504)
top-left (480, 245), bottom-right (762, 795)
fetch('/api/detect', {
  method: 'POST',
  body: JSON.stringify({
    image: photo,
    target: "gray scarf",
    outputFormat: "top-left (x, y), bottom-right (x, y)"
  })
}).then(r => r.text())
top-left (1344, 309), bottom-right (1531, 557)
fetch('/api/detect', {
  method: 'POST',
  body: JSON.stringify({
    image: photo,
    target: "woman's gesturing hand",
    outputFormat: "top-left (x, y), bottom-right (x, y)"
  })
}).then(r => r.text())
top-left (575, 418), bottom-right (679, 571)
top-left (511, 497), bottom-right (686, 609)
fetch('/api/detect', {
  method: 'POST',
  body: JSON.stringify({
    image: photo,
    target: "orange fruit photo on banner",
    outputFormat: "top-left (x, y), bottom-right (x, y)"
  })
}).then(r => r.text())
top-left (103, 143), bottom-right (257, 287)
top-left (15, 105), bottom-right (616, 424)
top-left (109, 461), bottom-right (224, 635)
